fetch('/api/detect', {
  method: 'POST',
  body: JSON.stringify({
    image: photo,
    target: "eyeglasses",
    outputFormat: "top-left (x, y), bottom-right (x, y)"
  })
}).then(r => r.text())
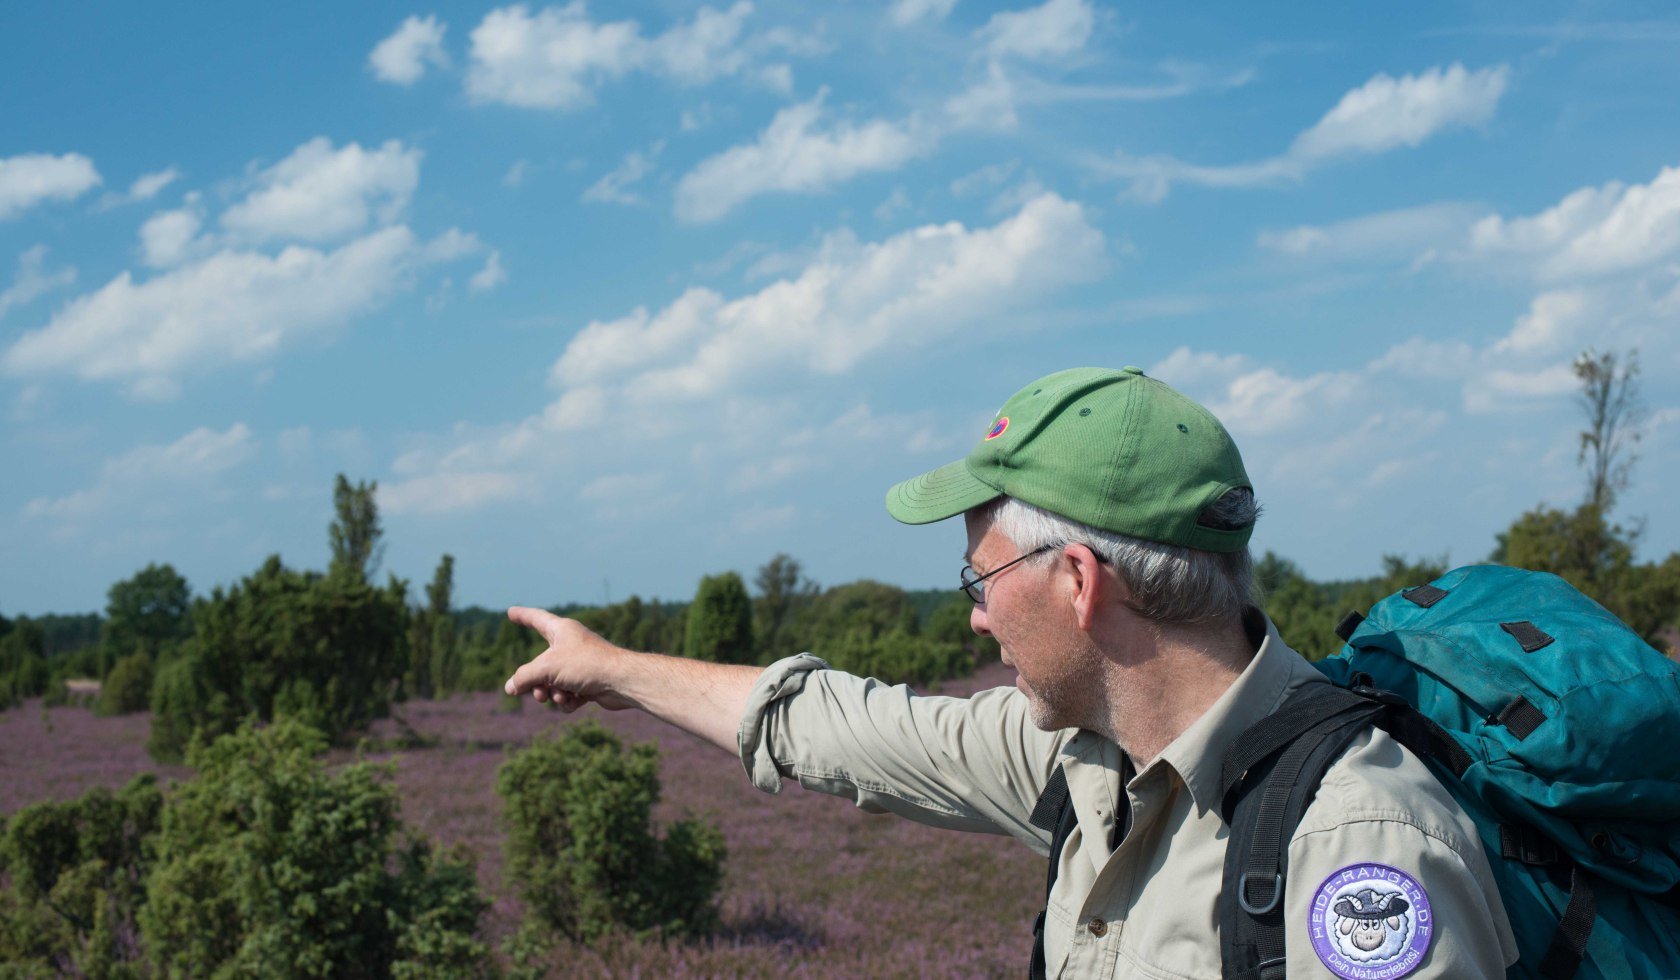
top-left (958, 546), bottom-right (1054, 603)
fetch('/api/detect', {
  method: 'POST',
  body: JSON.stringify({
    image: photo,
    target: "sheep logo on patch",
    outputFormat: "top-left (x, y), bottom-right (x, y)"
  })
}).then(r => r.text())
top-left (1309, 863), bottom-right (1433, 979)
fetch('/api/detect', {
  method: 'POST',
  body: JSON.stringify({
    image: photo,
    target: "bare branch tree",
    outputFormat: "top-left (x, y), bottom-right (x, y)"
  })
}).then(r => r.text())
top-left (1573, 348), bottom-right (1644, 514)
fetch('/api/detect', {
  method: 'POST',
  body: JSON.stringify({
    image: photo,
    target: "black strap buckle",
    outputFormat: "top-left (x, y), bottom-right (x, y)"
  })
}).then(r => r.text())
top-left (1238, 872), bottom-right (1284, 915)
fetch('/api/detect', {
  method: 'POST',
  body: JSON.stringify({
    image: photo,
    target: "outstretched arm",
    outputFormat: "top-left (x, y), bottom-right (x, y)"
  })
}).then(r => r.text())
top-left (501, 605), bottom-right (763, 753)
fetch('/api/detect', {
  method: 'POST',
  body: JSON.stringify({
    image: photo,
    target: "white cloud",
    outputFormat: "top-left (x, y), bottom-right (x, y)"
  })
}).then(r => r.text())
top-left (379, 470), bottom-right (526, 515)
top-left (1495, 290), bottom-right (1588, 356)
top-left (502, 159), bottom-right (531, 187)
top-left (369, 14), bottom-right (450, 85)
top-left (139, 201), bottom-right (206, 268)
top-left (645, 1), bottom-right (753, 84)
top-left (24, 423), bottom-right (255, 520)
top-left (0, 153), bottom-right (102, 220)
top-left (950, 161), bottom-right (1020, 198)
top-left (126, 167), bottom-right (180, 202)
top-left (466, 3), bottom-right (646, 109)
top-left (890, 0), bottom-right (958, 26)
top-left (96, 167), bottom-right (185, 211)
top-left (1290, 63), bottom-right (1509, 161)
top-left (1257, 202), bottom-right (1485, 258)
top-left (1469, 165), bottom-right (1680, 279)
top-left (943, 61), bottom-right (1022, 131)
top-left (874, 186), bottom-right (911, 221)
top-left (1094, 64), bottom-right (1509, 201)
top-left (2, 227), bottom-right (423, 396)
top-left (556, 192), bottom-right (1104, 395)
top-left (465, 2), bottom-right (773, 110)
top-left (1149, 346), bottom-right (1254, 387)
top-left (675, 91), bottom-right (927, 222)
top-left (582, 144), bottom-right (661, 205)
top-left (977, 0), bottom-right (1094, 61)
top-left (383, 196), bottom-right (1106, 520)
top-left (1463, 364), bottom-right (1578, 413)
top-left (470, 249), bottom-right (507, 292)
top-left (0, 246), bottom-right (76, 321)
top-left (221, 137), bottom-right (421, 244)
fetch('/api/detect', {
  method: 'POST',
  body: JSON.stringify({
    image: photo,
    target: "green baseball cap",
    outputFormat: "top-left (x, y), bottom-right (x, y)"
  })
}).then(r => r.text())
top-left (884, 366), bottom-right (1254, 552)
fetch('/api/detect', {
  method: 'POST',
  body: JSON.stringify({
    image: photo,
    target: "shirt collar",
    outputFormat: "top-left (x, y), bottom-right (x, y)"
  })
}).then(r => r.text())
top-left (1150, 611), bottom-right (1327, 817)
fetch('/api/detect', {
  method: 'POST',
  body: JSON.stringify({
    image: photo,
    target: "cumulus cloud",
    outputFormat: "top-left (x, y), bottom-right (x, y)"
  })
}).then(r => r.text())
top-left (470, 249), bottom-right (507, 292)
top-left (0, 246), bottom-right (76, 321)
top-left (464, 1), bottom-right (780, 110)
top-left (24, 423), bottom-right (255, 520)
top-left (890, 0), bottom-right (958, 26)
top-left (127, 167), bottom-right (181, 201)
top-left (221, 137), bottom-right (421, 244)
top-left (977, 0), bottom-right (1094, 61)
top-left (582, 143), bottom-right (662, 205)
top-left (675, 91), bottom-right (927, 222)
top-left (0, 152), bottom-right (102, 220)
top-left (139, 201), bottom-right (206, 268)
top-left (1469, 165), bottom-right (1680, 280)
top-left (557, 192), bottom-right (1105, 394)
top-left (2, 227), bottom-right (424, 397)
top-left (1290, 63), bottom-right (1508, 160)
top-left (1094, 64), bottom-right (1508, 201)
top-left (96, 167), bottom-right (185, 211)
top-left (1257, 202), bottom-right (1486, 259)
top-left (369, 14), bottom-right (450, 84)
top-left (378, 470), bottom-right (526, 515)
top-left (388, 193), bottom-right (1105, 513)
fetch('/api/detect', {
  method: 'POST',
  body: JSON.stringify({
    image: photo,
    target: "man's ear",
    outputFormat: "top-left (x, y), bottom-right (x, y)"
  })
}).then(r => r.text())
top-left (1064, 543), bottom-right (1109, 632)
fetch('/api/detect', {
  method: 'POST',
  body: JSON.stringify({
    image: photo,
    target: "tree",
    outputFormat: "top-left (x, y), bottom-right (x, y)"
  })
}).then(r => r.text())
top-left (1574, 348), bottom-right (1643, 513)
top-left (103, 563), bottom-right (192, 669)
top-left (147, 556), bottom-right (409, 761)
top-left (408, 554), bottom-right (456, 699)
top-left (329, 474), bottom-right (384, 583)
top-left (684, 572), bottom-right (754, 664)
top-left (753, 554), bottom-right (818, 662)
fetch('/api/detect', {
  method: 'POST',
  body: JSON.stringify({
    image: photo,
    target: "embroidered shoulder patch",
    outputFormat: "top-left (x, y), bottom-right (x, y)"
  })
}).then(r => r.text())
top-left (1308, 863), bottom-right (1433, 979)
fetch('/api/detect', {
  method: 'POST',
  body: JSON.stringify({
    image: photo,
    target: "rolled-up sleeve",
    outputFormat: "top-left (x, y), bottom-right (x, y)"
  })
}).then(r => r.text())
top-left (737, 654), bottom-right (1069, 844)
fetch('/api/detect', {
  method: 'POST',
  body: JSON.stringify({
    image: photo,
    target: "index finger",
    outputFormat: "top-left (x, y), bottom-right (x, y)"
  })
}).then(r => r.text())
top-left (507, 605), bottom-right (563, 642)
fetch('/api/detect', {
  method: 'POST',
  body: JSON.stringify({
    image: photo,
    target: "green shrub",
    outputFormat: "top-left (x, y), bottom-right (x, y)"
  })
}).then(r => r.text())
top-left (0, 775), bottom-right (162, 976)
top-left (138, 721), bottom-right (489, 978)
top-left (497, 721), bottom-right (724, 944)
top-left (684, 572), bottom-right (754, 663)
top-left (96, 652), bottom-right (154, 716)
top-left (147, 556), bottom-right (409, 761)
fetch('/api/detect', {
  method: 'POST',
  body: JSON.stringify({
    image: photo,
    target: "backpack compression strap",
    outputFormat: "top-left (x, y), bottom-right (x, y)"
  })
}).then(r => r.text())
top-left (1029, 765), bottom-right (1076, 980)
top-left (1028, 755), bottom-right (1134, 980)
top-left (1218, 684), bottom-right (1387, 980)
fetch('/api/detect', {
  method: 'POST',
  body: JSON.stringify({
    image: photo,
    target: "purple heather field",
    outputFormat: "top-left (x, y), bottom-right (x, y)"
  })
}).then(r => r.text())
top-left (1, 661), bottom-right (1042, 977)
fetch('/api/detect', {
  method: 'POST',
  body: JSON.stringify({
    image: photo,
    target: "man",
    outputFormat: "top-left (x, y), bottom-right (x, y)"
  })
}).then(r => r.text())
top-left (505, 366), bottom-right (1516, 978)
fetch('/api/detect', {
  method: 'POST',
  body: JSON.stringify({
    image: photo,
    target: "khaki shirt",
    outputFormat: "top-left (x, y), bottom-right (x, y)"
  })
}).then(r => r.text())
top-left (737, 621), bottom-right (1517, 979)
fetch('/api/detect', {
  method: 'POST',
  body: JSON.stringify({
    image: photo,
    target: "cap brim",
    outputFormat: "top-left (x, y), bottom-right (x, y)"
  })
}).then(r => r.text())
top-left (885, 458), bottom-right (1003, 525)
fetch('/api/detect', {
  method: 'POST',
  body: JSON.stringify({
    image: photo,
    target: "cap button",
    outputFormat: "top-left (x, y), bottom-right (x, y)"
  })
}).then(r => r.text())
top-left (1120, 365), bottom-right (1144, 376)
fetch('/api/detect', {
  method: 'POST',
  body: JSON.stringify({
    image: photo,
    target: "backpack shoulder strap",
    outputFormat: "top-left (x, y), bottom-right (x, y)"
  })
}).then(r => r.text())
top-left (1029, 764), bottom-right (1076, 980)
top-left (1219, 684), bottom-right (1386, 980)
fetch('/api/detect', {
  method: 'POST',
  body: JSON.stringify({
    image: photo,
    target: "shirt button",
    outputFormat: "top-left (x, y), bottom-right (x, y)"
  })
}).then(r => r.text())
top-left (1088, 917), bottom-right (1108, 937)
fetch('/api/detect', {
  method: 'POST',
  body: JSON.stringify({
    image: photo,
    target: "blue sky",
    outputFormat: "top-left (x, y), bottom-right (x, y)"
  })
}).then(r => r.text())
top-left (4, 1), bottom-right (1680, 615)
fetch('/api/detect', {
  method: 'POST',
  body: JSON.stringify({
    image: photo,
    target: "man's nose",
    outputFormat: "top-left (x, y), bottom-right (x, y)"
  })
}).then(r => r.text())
top-left (970, 603), bottom-right (991, 637)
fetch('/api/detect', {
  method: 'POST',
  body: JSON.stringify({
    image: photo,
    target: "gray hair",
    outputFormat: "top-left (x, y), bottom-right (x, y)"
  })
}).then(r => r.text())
top-left (986, 490), bottom-right (1261, 627)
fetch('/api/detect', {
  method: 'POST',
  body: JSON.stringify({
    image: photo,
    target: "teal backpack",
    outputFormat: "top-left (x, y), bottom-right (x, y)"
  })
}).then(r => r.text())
top-left (1218, 564), bottom-right (1680, 980)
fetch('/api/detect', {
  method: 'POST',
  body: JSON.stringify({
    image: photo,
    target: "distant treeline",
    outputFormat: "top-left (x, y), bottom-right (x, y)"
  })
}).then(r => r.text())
top-left (3, 349), bottom-right (1676, 755)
